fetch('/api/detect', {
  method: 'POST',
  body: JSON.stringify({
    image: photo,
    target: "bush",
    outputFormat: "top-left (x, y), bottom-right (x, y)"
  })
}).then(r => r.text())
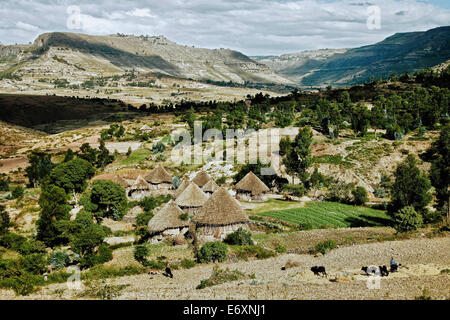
top-left (11, 186), bottom-right (25, 199)
top-left (133, 245), bottom-right (149, 265)
top-left (352, 186), bottom-right (368, 205)
top-left (235, 245), bottom-right (277, 261)
top-left (392, 206), bottom-right (423, 232)
top-left (20, 253), bottom-right (47, 275)
top-left (0, 233), bottom-right (27, 251)
top-left (296, 222), bottom-right (313, 231)
top-left (282, 184), bottom-right (307, 197)
top-left (275, 244), bottom-right (286, 253)
top-left (196, 266), bottom-right (247, 289)
top-left (195, 242), bottom-right (228, 263)
top-left (224, 227), bottom-right (253, 245)
top-left (17, 239), bottom-right (46, 255)
top-left (312, 240), bottom-right (337, 255)
top-left (180, 259), bottom-right (196, 269)
top-left (48, 250), bottom-right (70, 269)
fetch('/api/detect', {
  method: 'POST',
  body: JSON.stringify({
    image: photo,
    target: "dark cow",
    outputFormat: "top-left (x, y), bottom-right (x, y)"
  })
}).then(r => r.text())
top-left (361, 266), bottom-right (389, 277)
top-left (311, 266), bottom-right (327, 277)
top-left (163, 267), bottom-right (173, 278)
top-left (379, 265), bottom-right (389, 277)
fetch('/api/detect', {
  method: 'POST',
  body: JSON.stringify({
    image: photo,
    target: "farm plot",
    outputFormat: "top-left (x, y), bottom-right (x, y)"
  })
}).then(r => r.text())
top-left (255, 201), bottom-right (391, 228)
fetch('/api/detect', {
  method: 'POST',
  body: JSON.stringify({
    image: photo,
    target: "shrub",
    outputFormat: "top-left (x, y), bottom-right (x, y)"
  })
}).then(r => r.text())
top-left (48, 250), bottom-right (70, 269)
top-left (224, 227), bottom-right (253, 245)
top-left (275, 244), bottom-right (287, 253)
top-left (352, 186), bottom-right (368, 205)
top-left (296, 222), bottom-right (313, 231)
top-left (392, 206), bottom-right (423, 232)
top-left (196, 266), bottom-right (247, 289)
top-left (282, 184), bottom-right (307, 197)
top-left (235, 245), bottom-right (277, 261)
top-left (312, 240), bottom-right (337, 255)
top-left (11, 186), bottom-right (25, 199)
top-left (20, 253), bottom-right (47, 275)
top-left (0, 233), bottom-right (27, 251)
top-left (145, 259), bottom-right (166, 270)
top-left (195, 242), bottom-right (228, 263)
top-left (180, 259), bottom-right (196, 269)
top-left (17, 240), bottom-right (46, 255)
top-left (133, 245), bottom-right (149, 265)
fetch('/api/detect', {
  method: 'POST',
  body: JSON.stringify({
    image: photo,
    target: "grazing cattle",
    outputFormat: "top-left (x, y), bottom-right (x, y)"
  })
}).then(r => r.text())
top-left (163, 267), bottom-right (173, 278)
top-left (311, 266), bottom-right (327, 277)
top-left (361, 266), bottom-right (389, 277)
top-left (390, 263), bottom-right (401, 272)
top-left (147, 269), bottom-right (161, 275)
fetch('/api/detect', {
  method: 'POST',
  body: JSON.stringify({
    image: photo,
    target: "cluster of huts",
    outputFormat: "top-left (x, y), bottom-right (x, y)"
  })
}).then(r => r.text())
top-left (92, 166), bottom-right (271, 244)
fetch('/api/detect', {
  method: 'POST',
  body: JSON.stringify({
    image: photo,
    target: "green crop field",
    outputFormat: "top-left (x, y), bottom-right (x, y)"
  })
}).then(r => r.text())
top-left (255, 201), bottom-right (391, 228)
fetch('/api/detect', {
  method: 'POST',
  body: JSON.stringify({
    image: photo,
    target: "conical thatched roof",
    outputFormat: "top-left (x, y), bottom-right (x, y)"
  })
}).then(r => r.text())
top-left (235, 171), bottom-right (270, 195)
top-left (148, 201), bottom-right (188, 233)
top-left (193, 187), bottom-right (249, 226)
top-left (192, 170), bottom-right (212, 187)
top-left (140, 124), bottom-right (151, 131)
top-left (145, 164), bottom-right (172, 184)
top-left (202, 179), bottom-right (219, 193)
top-left (174, 177), bottom-right (190, 198)
top-left (175, 183), bottom-right (208, 207)
top-left (91, 173), bottom-right (130, 188)
top-left (131, 175), bottom-right (150, 190)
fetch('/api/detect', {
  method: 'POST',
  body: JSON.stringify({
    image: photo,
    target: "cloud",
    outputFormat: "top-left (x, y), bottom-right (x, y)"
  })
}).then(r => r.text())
top-left (0, 0), bottom-right (449, 55)
top-left (15, 21), bottom-right (40, 32)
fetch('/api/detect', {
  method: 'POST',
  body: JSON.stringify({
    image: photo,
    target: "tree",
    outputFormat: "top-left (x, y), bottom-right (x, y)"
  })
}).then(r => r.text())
top-left (96, 139), bottom-right (114, 168)
top-left (63, 149), bottom-right (75, 162)
top-left (11, 186), bottom-right (24, 199)
top-left (133, 245), bottom-right (149, 265)
top-left (427, 124), bottom-right (450, 220)
top-left (283, 126), bottom-right (313, 184)
top-left (352, 186), bottom-right (368, 205)
top-left (0, 175), bottom-right (10, 192)
top-left (195, 242), bottom-right (228, 263)
top-left (370, 103), bottom-right (386, 140)
top-left (36, 184), bottom-right (71, 247)
top-left (351, 104), bottom-right (370, 136)
top-left (388, 155), bottom-right (432, 215)
top-left (0, 205), bottom-right (11, 235)
top-left (89, 180), bottom-right (127, 221)
top-left (25, 151), bottom-right (54, 187)
top-left (50, 158), bottom-right (95, 194)
top-left (392, 206), bottom-right (423, 232)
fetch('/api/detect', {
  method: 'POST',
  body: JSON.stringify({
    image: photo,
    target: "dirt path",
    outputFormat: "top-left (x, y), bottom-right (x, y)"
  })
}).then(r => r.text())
top-left (2, 236), bottom-right (448, 300)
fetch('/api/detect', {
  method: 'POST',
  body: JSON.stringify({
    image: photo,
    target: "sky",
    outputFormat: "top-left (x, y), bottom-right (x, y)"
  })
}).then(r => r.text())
top-left (0, 0), bottom-right (449, 56)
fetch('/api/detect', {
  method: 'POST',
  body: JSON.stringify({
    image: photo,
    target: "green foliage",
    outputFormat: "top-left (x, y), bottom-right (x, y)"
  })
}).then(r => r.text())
top-left (275, 244), bottom-right (287, 253)
top-left (392, 206), bottom-right (423, 232)
top-left (282, 184), bottom-right (307, 197)
top-left (224, 227), bottom-right (254, 245)
top-left (48, 250), bottom-right (70, 269)
top-left (196, 266), bottom-right (247, 289)
top-left (63, 149), bottom-right (75, 162)
top-left (180, 259), bottom-right (196, 269)
top-left (427, 123), bottom-right (449, 217)
top-left (11, 186), bottom-right (24, 199)
top-left (0, 175), bottom-right (10, 192)
top-left (0, 206), bottom-right (11, 235)
top-left (36, 184), bottom-right (71, 247)
top-left (133, 245), bottom-right (149, 265)
top-left (89, 180), bottom-right (127, 221)
top-left (195, 242), bottom-right (228, 263)
top-left (50, 158), bottom-right (95, 193)
top-left (352, 186), bottom-right (368, 205)
top-left (388, 155), bottom-right (431, 214)
top-left (235, 245), bottom-right (276, 261)
top-left (283, 126), bottom-right (313, 184)
top-left (20, 253), bottom-right (47, 275)
top-left (152, 141), bottom-right (166, 154)
top-left (312, 240), bottom-right (337, 255)
top-left (25, 151), bottom-right (54, 187)
top-left (0, 233), bottom-right (27, 251)
top-left (326, 181), bottom-right (354, 203)
top-left (78, 142), bottom-right (114, 169)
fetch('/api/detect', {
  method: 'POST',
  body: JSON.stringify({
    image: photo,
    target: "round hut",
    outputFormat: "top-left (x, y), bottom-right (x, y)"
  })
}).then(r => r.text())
top-left (235, 171), bottom-right (270, 202)
top-left (128, 175), bottom-right (151, 200)
top-left (202, 179), bottom-right (219, 196)
top-left (175, 182), bottom-right (208, 215)
top-left (144, 164), bottom-right (172, 193)
top-left (147, 201), bottom-right (189, 243)
top-left (193, 187), bottom-right (250, 242)
top-left (192, 170), bottom-right (212, 188)
top-left (91, 173), bottom-right (131, 191)
top-left (174, 177), bottom-right (190, 199)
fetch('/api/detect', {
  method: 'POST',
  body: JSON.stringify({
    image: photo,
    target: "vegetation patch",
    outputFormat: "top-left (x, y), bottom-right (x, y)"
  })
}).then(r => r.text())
top-left (196, 266), bottom-right (249, 289)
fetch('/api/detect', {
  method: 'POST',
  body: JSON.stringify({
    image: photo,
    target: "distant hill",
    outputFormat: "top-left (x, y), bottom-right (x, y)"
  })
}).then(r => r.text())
top-left (253, 26), bottom-right (450, 87)
top-left (0, 32), bottom-right (291, 85)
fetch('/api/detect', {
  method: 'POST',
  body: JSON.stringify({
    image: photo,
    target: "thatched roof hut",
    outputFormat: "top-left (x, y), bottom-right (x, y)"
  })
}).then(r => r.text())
top-left (175, 183), bottom-right (208, 212)
top-left (174, 177), bottom-right (190, 198)
top-left (145, 164), bottom-right (172, 185)
top-left (140, 124), bottom-right (152, 132)
top-left (192, 170), bottom-right (212, 188)
top-left (91, 173), bottom-right (130, 189)
top-left (193, 187), bottom-right (249, 226)
top-left (131, 175), bottom-right (150, 191)
top-left (147, 201), bottom-right (189, 235)
top-left (235, 171), bottom-right (269, 195)
top-left (202, 179), bottom-right (219, 195)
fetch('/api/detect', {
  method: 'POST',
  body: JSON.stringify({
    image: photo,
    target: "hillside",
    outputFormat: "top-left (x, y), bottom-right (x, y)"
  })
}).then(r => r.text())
top-left (254, 26), bottom-right (450, 87)
top-left (0, 32), bottom-right (291, 85)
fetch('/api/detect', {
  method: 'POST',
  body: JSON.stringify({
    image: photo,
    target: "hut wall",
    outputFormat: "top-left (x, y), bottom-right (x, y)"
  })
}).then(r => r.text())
top-left (236, 191), bottom-right (267, 202)
top-left (128, 190), bottom-right (152, 200)
top-left (197, 223), bottom-right (249, 242)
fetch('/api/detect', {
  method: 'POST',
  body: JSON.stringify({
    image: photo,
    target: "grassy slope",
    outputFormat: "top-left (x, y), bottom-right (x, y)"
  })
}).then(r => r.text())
top-left (254, 201), bottom-right (391, 228)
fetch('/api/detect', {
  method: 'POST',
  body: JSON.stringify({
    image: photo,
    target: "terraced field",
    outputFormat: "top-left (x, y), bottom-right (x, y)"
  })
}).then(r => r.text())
top-left (255, 201), bottom-right (391, 228)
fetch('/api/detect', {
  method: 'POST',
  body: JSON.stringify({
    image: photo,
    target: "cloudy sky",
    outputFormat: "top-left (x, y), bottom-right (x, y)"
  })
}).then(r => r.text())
top-left (0, 0), bottom-right (449, 55)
